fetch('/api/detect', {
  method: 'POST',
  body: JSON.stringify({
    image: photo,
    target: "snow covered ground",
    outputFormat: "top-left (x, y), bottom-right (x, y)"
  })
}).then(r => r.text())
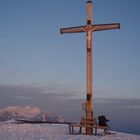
top-left (0, 123), bottom-right (140, 140)
top-left (0, 106), bottom-right (139, 140)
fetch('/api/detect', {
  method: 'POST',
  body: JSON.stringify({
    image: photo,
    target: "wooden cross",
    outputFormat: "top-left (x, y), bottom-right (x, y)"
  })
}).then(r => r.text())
top-left (60, 0), bottom-right (120, 135)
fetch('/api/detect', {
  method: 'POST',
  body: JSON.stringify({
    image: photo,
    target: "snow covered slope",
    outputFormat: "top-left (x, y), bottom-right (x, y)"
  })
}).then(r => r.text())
top-left (0, 106), bottom-right (65, 123)
top-left (0, 106), bottom-right (139, 139)
top-left (0, 123), bottom-right (140, 140)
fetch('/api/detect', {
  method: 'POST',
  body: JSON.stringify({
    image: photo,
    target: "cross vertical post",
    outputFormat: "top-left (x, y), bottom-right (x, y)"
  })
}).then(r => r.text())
top-left (86, 1), bottom-right (94, 135)
top-left (60, 0), bottom-right (120, 135)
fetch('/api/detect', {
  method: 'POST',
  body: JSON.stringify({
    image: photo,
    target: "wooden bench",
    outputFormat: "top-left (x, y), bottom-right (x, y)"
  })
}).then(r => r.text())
top-left (68, 123), bottom-right (110, 135)
top-left (93, 125), bottom-right (110, 135)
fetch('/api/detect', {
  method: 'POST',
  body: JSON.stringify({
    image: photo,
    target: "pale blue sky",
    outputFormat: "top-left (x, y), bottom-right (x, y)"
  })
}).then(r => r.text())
top-left (0, 0), bottom-right (140, 99)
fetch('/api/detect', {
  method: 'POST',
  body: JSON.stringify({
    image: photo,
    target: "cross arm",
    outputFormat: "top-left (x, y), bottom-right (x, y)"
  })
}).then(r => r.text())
top-left (60, 23), bottom-right (120, 34)
top-left (60, 25), bottom-right (87, 34)
top-left (92, 23), bottom-right (120, 32)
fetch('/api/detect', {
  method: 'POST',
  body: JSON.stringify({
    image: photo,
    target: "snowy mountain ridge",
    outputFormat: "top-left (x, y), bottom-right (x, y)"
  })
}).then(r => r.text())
top-left (0, 106), bottom-right (65, 123)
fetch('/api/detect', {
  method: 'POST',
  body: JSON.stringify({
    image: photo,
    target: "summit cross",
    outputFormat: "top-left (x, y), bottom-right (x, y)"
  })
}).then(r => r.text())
top-left (60, 0), bottom-right (120, 135)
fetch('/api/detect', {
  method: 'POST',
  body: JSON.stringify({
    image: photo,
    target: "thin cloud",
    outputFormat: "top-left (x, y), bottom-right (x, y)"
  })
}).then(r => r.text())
top-left (16, 96), bottom-right (36, 100)
top-left (0, 83), bottom-right (83, 103)
top-left (0, 68), bottom-right (23, 78)
top-left (126, 105), bottom-right (140, 109)
top-left (6, 68), bottom-right (23, 77)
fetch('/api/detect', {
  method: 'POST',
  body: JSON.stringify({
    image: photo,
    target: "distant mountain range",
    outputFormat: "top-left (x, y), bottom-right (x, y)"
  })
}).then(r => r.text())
top-left (0, 106), bottom-right (65, 123)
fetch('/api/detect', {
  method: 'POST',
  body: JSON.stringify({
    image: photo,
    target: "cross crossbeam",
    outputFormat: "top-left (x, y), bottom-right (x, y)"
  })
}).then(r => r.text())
top-left (60, 23), bottom-right (120, 34)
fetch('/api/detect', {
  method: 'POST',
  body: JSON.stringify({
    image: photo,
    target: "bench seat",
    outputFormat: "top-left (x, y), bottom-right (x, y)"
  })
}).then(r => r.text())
top-left (68, 123), bottom-right (110, 135)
